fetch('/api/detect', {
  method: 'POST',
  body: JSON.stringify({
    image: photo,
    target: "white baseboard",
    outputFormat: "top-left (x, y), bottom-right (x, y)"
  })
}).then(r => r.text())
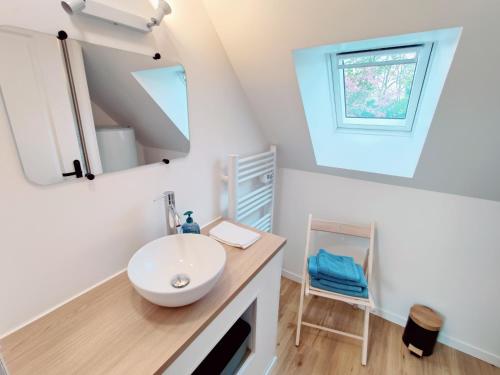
top-left (264, 355), bottom-right (277, 375)
top-left (281, 269), bottom-right (302, 283)
top-left (281, 268), bottom-right (500, 368)
top-left (371, 307), bottom-right (406, 326)
top-left (438, 334), bottom-right (500, 367)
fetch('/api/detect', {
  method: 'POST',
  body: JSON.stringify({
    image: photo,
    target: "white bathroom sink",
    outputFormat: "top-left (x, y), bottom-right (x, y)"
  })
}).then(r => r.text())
top-left (127, 234), bottom-right (226, 307)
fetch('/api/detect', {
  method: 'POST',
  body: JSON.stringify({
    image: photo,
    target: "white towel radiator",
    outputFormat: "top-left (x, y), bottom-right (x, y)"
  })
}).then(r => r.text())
top-left (222, 145), bottom-right (277, 233)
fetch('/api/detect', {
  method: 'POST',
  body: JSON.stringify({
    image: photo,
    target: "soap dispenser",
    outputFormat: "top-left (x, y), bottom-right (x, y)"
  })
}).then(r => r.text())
top-left (181, 211), bottom-right (201, 234)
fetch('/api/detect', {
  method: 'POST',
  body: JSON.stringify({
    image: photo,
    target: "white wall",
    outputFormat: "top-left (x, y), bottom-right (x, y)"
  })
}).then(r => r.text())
top-left (0, 0), bottom-right (266, 336)
top-left (276, 168), bottom-right (500, 365)
top-left (203, 0), bottom-right (500, 202)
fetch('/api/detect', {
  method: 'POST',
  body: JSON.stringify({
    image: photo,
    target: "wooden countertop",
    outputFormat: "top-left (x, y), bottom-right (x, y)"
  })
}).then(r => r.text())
top-left (0, 221), bottom-right (286, 375)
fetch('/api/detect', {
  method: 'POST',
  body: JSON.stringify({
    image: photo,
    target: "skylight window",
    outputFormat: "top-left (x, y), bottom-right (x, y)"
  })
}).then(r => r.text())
top-left (331, 44), bottom-right (432, 132)
top-left (293, 27), bottom-right (462, 177)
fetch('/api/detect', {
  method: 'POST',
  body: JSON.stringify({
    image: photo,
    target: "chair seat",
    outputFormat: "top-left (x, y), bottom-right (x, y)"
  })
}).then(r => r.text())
top-left (306, 275), bottom-right (375, 308)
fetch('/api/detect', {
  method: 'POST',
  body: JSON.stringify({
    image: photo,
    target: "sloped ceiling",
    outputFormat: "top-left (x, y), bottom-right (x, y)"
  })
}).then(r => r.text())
top-left (81, 42), bottom-right (190, 153)
top-left (202, 0), bottom-right (500, 201)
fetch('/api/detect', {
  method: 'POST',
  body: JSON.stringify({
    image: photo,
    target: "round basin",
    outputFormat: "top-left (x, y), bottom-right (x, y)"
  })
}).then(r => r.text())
top-left (127, 234), bottom-right (226, 307)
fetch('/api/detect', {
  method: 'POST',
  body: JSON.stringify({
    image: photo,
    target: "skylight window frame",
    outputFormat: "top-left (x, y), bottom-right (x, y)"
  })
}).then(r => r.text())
top-left (330, 43), bottom-right (433, 133)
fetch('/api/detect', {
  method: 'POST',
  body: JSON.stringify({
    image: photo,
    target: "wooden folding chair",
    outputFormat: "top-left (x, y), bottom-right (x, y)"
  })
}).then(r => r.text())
top-left (295, 214), bottom-right (375, 365)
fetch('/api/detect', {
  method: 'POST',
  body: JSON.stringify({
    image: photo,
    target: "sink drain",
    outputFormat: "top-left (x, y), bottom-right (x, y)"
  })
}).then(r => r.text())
top-left (171, 274), bottom-right (190, 288)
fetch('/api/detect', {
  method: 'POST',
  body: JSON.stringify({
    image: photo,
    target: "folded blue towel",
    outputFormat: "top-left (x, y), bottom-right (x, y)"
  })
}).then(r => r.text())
top-left (311, 278), bottom-right (368, 298)
top-left (317, 249), bottom-right (360, 283)
top-left (308, 255), bottom-right (367, 288)
top-left (310, 276), bottom-right (363, 293)
top-left (307, 249), bottom-right (369, 298)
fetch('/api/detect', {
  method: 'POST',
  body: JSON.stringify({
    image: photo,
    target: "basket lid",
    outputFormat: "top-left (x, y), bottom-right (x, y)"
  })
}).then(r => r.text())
top-left (410, 304), bottom-right (443, 331)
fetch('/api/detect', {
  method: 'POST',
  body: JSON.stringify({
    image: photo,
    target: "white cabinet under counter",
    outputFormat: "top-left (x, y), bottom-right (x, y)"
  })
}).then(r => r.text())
top-left (0, 220), bottom-right (286, 375)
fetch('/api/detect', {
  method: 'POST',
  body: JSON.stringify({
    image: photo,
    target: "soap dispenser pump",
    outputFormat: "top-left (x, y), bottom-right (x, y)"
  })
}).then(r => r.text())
top-left (181, 211), bottom-right (200, 234)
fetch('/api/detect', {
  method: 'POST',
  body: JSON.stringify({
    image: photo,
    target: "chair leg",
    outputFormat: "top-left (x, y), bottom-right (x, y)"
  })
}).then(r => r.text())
top-left (361, 306), bottom-right (370, 365)
top-left (295, 282), bottom-right (306, 346)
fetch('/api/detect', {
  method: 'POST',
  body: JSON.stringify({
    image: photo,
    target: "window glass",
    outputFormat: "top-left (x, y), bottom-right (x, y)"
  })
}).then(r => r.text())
top-left (343, 62), bottom-right (416, 119)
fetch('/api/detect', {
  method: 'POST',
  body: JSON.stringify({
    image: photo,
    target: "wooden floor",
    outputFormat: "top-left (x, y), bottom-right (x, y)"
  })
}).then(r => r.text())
top-left (272, 278), bottom-right (500, 375)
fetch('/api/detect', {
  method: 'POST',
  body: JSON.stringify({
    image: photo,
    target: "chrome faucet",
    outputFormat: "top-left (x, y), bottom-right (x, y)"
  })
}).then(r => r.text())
top-left (163, 191), bottom-right (181, 235)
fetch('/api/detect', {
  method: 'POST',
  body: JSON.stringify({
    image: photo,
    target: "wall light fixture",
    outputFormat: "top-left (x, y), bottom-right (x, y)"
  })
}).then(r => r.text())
top-left (61, 0), bottom-right (172, 32)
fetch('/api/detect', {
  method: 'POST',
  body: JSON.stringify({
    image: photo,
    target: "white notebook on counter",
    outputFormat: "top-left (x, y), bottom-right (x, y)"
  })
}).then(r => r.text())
top-left (209, 221), bottom-right (261, 249)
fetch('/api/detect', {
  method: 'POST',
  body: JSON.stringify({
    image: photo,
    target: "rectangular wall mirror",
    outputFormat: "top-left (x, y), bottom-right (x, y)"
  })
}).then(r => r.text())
top-left (0, 26), bottom-right (190, 185)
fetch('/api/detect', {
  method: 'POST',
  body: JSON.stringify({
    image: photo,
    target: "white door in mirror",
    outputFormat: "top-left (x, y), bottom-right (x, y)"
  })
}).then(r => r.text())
top-left (127, 234), bottom-right (226, 307)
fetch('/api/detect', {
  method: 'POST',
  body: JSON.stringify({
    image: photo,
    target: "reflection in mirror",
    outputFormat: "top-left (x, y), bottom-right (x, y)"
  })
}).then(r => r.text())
top-left (0, 26), bottom-right (189, 185)
top-left (78, 41), bottom-right (190, 172)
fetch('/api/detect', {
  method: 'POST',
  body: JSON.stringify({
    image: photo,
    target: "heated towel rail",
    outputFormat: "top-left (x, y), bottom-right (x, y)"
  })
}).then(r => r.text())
top-left (222, 145), bottom-right (277, 233)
